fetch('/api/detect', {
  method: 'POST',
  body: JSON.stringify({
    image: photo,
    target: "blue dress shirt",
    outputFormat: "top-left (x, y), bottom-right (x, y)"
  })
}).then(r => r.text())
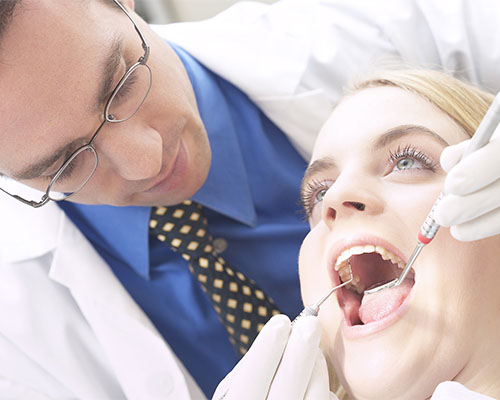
top-left (59, 43), bottom-right (309, 397)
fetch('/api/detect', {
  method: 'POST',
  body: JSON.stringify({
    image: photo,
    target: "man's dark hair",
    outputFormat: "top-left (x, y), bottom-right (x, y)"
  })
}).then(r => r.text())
top-left (0, 0), bottom-right (20, 41)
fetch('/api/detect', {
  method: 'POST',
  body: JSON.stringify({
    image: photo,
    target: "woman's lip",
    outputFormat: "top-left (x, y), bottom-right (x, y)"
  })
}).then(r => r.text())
top-left (144, 141), bottom-right (187, 193)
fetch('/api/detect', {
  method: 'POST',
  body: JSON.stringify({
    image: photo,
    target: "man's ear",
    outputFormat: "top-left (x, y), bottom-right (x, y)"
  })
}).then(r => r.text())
top-left (120, 0), bottom-right (135, 10)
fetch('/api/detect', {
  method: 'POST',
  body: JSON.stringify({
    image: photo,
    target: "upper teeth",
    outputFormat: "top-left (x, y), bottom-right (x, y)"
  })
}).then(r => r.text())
top-left (334, 245), bottom-right (405, 294)
top-left (334, 245), bottom-right (405, 270)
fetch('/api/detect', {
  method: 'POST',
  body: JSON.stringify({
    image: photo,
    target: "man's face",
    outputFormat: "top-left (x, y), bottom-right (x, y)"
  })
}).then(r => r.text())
top-left (299, 86), bottom-right (500, 398)
top-left (0, 0), bottom-right (211, 206)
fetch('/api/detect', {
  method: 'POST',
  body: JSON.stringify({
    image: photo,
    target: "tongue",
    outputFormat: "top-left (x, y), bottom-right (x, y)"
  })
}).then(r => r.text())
top-left (358, 279), bottom-right (413, 325)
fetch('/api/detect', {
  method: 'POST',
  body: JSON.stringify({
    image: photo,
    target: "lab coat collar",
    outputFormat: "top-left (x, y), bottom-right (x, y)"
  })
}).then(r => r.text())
top-left (152, 2), bottom-right (329, 161)
top-left (152, 3), bottom-right (309, 102)
top-left (0, 195), bottom-right (62, 264)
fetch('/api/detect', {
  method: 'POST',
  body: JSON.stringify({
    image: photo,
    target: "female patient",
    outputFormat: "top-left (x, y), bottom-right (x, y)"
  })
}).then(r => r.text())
top-left (298, 68), bottom-right (500, 399)
top-left (215, 69), bottom-right (500, 400)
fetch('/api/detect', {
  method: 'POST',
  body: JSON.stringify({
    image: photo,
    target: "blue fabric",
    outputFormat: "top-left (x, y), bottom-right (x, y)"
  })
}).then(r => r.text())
top-left (59, 43), bottom-right (309, 397)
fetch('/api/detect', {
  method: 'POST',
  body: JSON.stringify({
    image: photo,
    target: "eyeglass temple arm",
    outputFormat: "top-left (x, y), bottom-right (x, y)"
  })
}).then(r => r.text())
top-left (0, 187), bottom-right (50, 209)
top-left (111, 0), bottom-right (150, 63)
top-left (14, 194), bottom-right (50, 208)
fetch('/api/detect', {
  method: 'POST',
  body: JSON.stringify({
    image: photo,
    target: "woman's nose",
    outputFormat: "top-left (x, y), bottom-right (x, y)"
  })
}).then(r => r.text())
top-left (321, 174), bottom-right (383, 229)
top-left (96, 120), bottom-right (163, 181)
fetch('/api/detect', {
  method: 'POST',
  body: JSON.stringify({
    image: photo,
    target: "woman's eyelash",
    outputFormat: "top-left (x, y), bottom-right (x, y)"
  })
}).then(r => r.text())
top-left (300, 179), bottom-right (331, 220)
top-left (388, 145), bottom-right (438, 172)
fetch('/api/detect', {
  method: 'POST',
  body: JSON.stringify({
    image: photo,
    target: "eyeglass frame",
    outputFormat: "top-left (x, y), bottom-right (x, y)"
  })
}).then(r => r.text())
top-left (0, 0), bottom-right (151, 208)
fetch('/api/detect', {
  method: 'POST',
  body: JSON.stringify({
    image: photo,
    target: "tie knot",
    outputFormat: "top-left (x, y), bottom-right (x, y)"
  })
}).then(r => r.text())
top-left (150, 200), bottom-right (214, 257)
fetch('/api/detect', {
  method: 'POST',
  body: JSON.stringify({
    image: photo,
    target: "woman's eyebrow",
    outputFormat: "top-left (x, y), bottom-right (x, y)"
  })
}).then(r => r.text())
top-left (374, 124), bottom-right (450, 149)
top-left (301, 157), bottom-right (337, 194)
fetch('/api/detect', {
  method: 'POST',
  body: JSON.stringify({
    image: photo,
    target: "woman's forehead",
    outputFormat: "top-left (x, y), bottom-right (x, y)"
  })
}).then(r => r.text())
top-left (312, 86), bottom-right (467, 159)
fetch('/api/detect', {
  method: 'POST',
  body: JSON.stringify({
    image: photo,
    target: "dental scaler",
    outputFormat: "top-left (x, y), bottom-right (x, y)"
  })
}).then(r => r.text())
top-left (366, 92), bottom-right (500, 295)
top-left (292, 261), bottom-right (353, 324)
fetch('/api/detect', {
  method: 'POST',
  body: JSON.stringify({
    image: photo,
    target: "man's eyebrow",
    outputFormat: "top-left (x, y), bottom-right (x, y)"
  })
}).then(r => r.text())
top-left (9, 38), bottom-right (124, 181)
top-left (11, 138), bottom-right (85, 181)
top-left (374, 124), bottom-right (450, 149)
top-left (94, 36), bottom-right (123, 113)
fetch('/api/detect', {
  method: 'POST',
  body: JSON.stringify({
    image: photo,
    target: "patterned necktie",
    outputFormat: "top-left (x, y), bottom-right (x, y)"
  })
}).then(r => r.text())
top-left (149, 200), bottom-right (281, 355)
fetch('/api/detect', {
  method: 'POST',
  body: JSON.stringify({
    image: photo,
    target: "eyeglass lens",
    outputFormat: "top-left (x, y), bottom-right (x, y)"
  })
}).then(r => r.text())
top-left (48, 147), bottom-right (98, 200)
top-left (106, 63), bottom-right (151, 122)
top-left (48, 64), bottom-right (151, 200)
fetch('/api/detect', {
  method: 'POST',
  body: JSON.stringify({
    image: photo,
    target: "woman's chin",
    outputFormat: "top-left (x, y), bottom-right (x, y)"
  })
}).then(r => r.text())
top-left (334, 358), bottom-right (433, 400)
top-left (328, 315), bottom-right (435, 399)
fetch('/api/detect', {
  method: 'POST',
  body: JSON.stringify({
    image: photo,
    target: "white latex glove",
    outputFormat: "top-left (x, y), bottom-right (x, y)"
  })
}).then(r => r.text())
top-left (212, 315), bottom-right (337, 400)
top-left (431, 381), bottom-right (496, 399)
top-left (434, 129), bottom-right (500, 241)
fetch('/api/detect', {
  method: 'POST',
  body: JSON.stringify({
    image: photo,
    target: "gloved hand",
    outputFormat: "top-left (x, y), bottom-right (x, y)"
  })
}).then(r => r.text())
top-left (434, 129), bottom-right (500, 241)
top-left (212, 315), bottom-right (337, 400)
top-left (431, 381), bottom-right (496, 399)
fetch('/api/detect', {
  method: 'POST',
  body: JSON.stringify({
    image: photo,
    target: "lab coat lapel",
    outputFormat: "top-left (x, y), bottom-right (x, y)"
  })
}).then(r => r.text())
top-left (48, 213), bottom-right (193, 399)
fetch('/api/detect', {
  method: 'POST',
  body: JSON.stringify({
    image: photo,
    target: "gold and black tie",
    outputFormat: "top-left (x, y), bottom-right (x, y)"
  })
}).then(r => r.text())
top-left (149, 200), bottom-right (281, 355)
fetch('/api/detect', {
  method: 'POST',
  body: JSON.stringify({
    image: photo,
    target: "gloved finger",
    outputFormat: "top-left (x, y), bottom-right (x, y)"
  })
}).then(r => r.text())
top-left (434, 179), bottom-right (500, 227)
top-left (440, 140), bottom-right (469, 173)
top-left (211, 369), bottom-right (234, 400)
top-left (303, 349), bottom-right (332, 400)
top-left (212, 314), bottom-right (291, 400)
top-left (267, 316), bottom-right (321, 399)
top-left (432, 381), bottom-right (497, 399)
top-left (450, 207), bottom-right (500, 241)
top-left (443, 136), bottom-right (500, 195)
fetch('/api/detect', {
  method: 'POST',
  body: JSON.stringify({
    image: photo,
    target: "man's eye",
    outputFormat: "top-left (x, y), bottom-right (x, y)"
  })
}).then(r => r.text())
top-left (112, 73), bottom-right (137, 104)
top-left (53, 161), bottom-right (76, 183)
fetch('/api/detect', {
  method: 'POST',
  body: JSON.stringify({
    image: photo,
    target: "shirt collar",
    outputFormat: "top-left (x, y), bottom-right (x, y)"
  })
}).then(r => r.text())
top-left (174, 43), bottom-right (257, 226)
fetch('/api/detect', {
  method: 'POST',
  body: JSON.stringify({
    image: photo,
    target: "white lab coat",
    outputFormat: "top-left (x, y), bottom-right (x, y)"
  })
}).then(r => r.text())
top-left (2, 0), bottom-right (500, 398)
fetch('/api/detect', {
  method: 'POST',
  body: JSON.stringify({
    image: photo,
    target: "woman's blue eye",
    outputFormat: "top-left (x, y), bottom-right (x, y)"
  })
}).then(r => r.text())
top-left (389, 145), bottom-right (437, 174)
top-left (315, 188), bottom-right (328, 203)
top-left (395, 157), bottom-right (415, 170)
top-left (301, 179), bottom-right (334, 220)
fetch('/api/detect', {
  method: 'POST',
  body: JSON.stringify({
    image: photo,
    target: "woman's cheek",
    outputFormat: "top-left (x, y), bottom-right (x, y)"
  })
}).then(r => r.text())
top-left (298, 228), bottom-right (328, 306)
top-left (387, 181), bottom-right (443, 228)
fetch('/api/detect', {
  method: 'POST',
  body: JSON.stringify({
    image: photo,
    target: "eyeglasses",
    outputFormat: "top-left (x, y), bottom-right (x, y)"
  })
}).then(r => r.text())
top-left (0, 0), bottom-right (151, 208)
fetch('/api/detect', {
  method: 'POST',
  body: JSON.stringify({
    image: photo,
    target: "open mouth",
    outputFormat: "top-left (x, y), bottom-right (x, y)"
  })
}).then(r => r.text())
top-left (333, 245), bottom-right (415, 326)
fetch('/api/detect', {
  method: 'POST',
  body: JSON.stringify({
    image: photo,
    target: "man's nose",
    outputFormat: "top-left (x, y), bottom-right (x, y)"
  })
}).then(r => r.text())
top-left (321, 172), bottom-right (384, 229)
top-left (95, 120), bottom-right (163, 181)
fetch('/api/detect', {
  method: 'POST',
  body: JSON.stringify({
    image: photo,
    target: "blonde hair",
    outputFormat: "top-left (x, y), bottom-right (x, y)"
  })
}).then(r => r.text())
top-left (344, 68), bottom-right (494, 138)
